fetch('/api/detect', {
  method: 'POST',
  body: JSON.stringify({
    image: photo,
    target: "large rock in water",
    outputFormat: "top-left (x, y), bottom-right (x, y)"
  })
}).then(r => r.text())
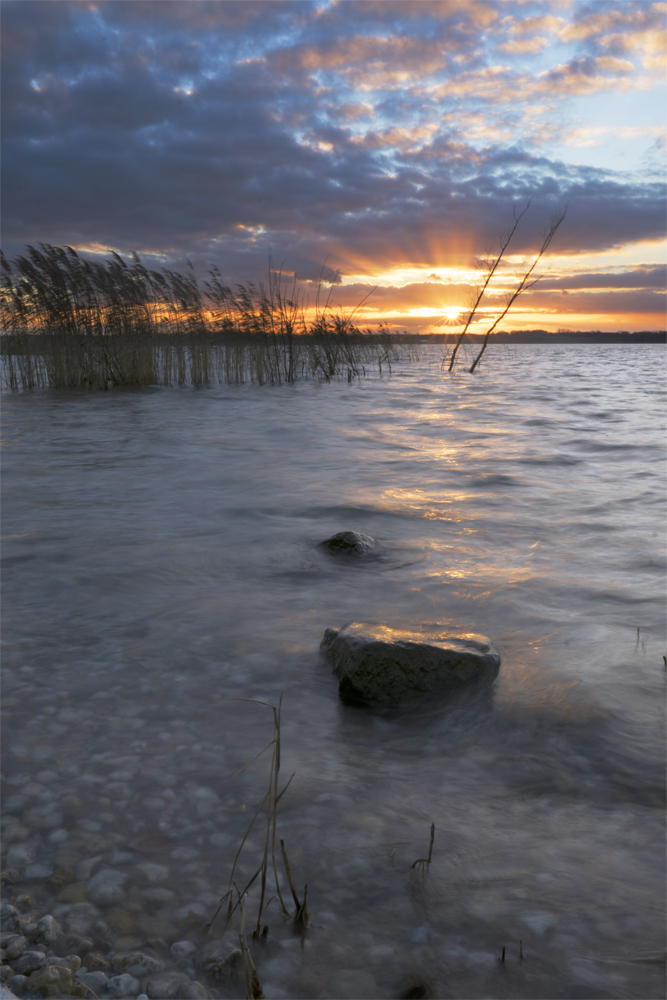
top-left (319, 531), bottom-right (377, 556)
top-left (321, 623), bottom-right (500, 706)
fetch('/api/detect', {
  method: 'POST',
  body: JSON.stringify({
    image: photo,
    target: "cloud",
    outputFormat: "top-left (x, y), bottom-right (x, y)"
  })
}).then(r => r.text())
top-left (0, 0), bottom-right (664, 332)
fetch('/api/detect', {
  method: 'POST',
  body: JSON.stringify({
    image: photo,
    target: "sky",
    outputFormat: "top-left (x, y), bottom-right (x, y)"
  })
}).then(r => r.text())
top-left (2, 0), bottom-right (665, 333)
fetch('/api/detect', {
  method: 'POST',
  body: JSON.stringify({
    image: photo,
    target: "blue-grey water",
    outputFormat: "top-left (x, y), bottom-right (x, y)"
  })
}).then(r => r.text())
top-left (2, 345), bottom-right (665, 999)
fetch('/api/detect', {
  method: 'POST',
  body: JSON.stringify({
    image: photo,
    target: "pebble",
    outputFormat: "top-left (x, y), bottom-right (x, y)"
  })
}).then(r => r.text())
top-left (176, 983), bottom-right (212, 999)
top-left (197, 939), bottom-right (242, 981)
top-left (12, 949), bottom-right (47, 974)
top-left (108, 971), bottom-right (141, 997)
top-left (144, 969), bottom-right (190, 998)
top-left (87, 867), bottom-right (127, 904)
top-left (114, 950), bottom-right (164, 977)
top-left (5, 845), bottom-right (35, 868)
top-left (136, 863), bottom-right (169, 883)
top-left (24, 804), bottom-right (63, 829)
top-left (3, 935), bottom-right (27, 960)
top-left (35, 914), bottom-right (60, 944)
top-left (25, 862), bottom-right (54, 880)
top-left (81, 951), bottom-right (110, 972)
top-left (171, 940), bottom-right (197, 965)
top-left (77, 968), bottom-right (110, 993)
top-left (7, 975), bottom-right (28, 994)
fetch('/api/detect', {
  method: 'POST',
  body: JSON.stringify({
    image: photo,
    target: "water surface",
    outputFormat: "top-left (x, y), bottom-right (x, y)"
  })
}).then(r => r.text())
top-left (2, 345), bottom-right (665, 999)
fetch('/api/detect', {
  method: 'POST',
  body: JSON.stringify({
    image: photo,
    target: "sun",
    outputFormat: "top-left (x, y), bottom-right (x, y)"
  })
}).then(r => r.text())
top-left (441, 306), bottom-right (463, 321)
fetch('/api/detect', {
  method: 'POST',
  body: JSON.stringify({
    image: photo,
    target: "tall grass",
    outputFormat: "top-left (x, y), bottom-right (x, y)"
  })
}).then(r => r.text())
top-left (0, 245), bottom-right (405, 389)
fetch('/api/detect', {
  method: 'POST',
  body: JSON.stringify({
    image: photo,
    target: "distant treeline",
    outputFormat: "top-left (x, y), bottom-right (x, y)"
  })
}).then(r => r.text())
top-left (400, 330), bottom-right (666, 344)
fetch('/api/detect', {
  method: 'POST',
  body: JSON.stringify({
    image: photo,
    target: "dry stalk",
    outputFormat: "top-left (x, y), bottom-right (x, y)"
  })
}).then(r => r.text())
top-left (411, 822), bottom-right (435, 876)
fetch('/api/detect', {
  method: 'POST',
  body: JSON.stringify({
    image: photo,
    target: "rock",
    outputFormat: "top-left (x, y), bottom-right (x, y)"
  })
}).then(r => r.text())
top-left (87, 868), bottom-right (127, 905)
top-left (142, 887), bottom-right (176, 906)
top-left (107, 972), bottom-right (141, 997)
top-left (34, 915), bottom-right (60, 945)
top-left (77, 969), bottom-right (109, 993)
top-left (46, 868), bottom-right (76, 892)
top-left (82, 951), bottom-right (110, 971)
top-left (23, 805), bottom-right (63, 830)
top-left (320, 530), bottom-right (377, 556)
top-left (135, 863), bottom-right (169, 884)
top-left (171, 941), bottom-right (197, 966)
top-left (4, 935), bottom-right (28, 960)
top-left (144, 970), bottom-right (190, 998)
top-left (24, 863), bottom-right (53, 879)
top-left (12, 949), bottom-right (46, 975)
top-left (59, 902), bottom-right (100, 937)
top-left (58, 883), bottom-right (87, 904)
top-left (330, 970), bottom-right (378, 999)
top-left (0, 966), bottom-right (12, 983)
top-left (5, 845), bottom-right (35, 869)
top-left (176, 982), bottom-right (212, 999)
top-left (107, 908), bottom-right (140, 935)
top-left (7, 975), bottom-right (28, 994)
top-left (54, 934), bottom-right (93, 957)
top-left (197, 939), bottom-right (242, 980)
top-left (46, 954), bottom-right (82, 972)
top-left (114, 951), bottom-right (164, 977)
top-left (26, 963), bottom-right (85, 997)
top-left (321, 623), bottom-right (501, 706)
top-left (0, 870), bottom-right (22, 885)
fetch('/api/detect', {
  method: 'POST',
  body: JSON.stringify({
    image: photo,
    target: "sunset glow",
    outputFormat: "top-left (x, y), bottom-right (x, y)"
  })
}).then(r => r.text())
top-left (2, 0), bottom-right (665, 332)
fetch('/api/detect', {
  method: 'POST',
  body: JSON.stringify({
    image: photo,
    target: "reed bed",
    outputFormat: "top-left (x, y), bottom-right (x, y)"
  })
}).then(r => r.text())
top-left (0, 245), bottom-right (409, 389)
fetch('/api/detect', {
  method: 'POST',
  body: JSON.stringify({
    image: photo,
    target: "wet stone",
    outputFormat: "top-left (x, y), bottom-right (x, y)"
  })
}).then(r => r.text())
top-left (54, 933), bottom-right (93, 957)
top-left (176, 982), bottom-right (212, 999)
top-left (320, 530), bottom-right (378, 556)
top-left (171, 940), bottom-right (197, 966)
top-left (76, 969), bottom-right (109, 993)
top-left (197, 939), bottom-right (242, 981)
top-left (3, 934), bottom-right (28, 960)
top-left (108, 971), bottom-right (141, 997)
top-left (26, 963), bottom-right (84, 997)
top-left (144, 969), bottom-right (191, 998)
top-left (114, 950), bottom-right (164, 977)
top-left (88, 867), bottom-right (127, 904)
top-left (34, 915), bottom-right (60, 944)
top-left (12, 948), bottom-right (47, 974)
top-left (82, 950), bottom-right (110, 971)
top-left (322, 622), bottom-right (501, 706)
top-left (58, 883), bottom-right (87, 904)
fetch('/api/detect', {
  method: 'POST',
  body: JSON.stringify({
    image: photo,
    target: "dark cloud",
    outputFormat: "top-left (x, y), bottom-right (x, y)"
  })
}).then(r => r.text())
top-left (1, 0), bottom-right (664, 325)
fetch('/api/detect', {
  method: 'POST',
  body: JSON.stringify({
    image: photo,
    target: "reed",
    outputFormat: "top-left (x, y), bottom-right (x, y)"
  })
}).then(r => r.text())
top-left (207, 696), bottom-right (307, 941)
top-left (0, 245), bottom-right (405, 389)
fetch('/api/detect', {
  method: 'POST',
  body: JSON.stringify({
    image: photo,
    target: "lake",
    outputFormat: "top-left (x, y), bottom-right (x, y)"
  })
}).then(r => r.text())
top-left (2, 344), bottom-right (665, 999)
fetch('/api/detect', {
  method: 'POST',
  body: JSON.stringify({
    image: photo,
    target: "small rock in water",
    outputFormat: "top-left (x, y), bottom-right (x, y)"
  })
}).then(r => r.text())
top-left (8, 975), bottom-right (28, 994)
top-left (87, 867), bottom-right (127, 904)
top-left (144, 969), bottom-right (191, 998)
top-left (4, 935), bottom-right (28, 960)
top-left (13, 949), bottom-right (47, 975)
top-left (77, 969), bottom-right (109, 993)
top-left (171, 940), bottom-right (198, 965)
top-left (34, 915), bottom-right (60, 944)
top-left (321, 623), bottom-right (501, 706)
top-left (108, 972), bottom-right (141, 997)
top-left (114, 950), bottom-right (164, 977)
top-left (82, 950), bottom-right (110, 971)
top-left (197, 939), bottom-right (242, 980)
top-left (177, 982), bottom-right (212, 999)
top-left (319, 530), bottom-right (378, 556)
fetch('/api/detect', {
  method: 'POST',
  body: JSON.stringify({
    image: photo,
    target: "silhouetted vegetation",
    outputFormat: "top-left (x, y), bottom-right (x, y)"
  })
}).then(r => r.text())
top-left (0, 245), bottom-right (405, 389)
